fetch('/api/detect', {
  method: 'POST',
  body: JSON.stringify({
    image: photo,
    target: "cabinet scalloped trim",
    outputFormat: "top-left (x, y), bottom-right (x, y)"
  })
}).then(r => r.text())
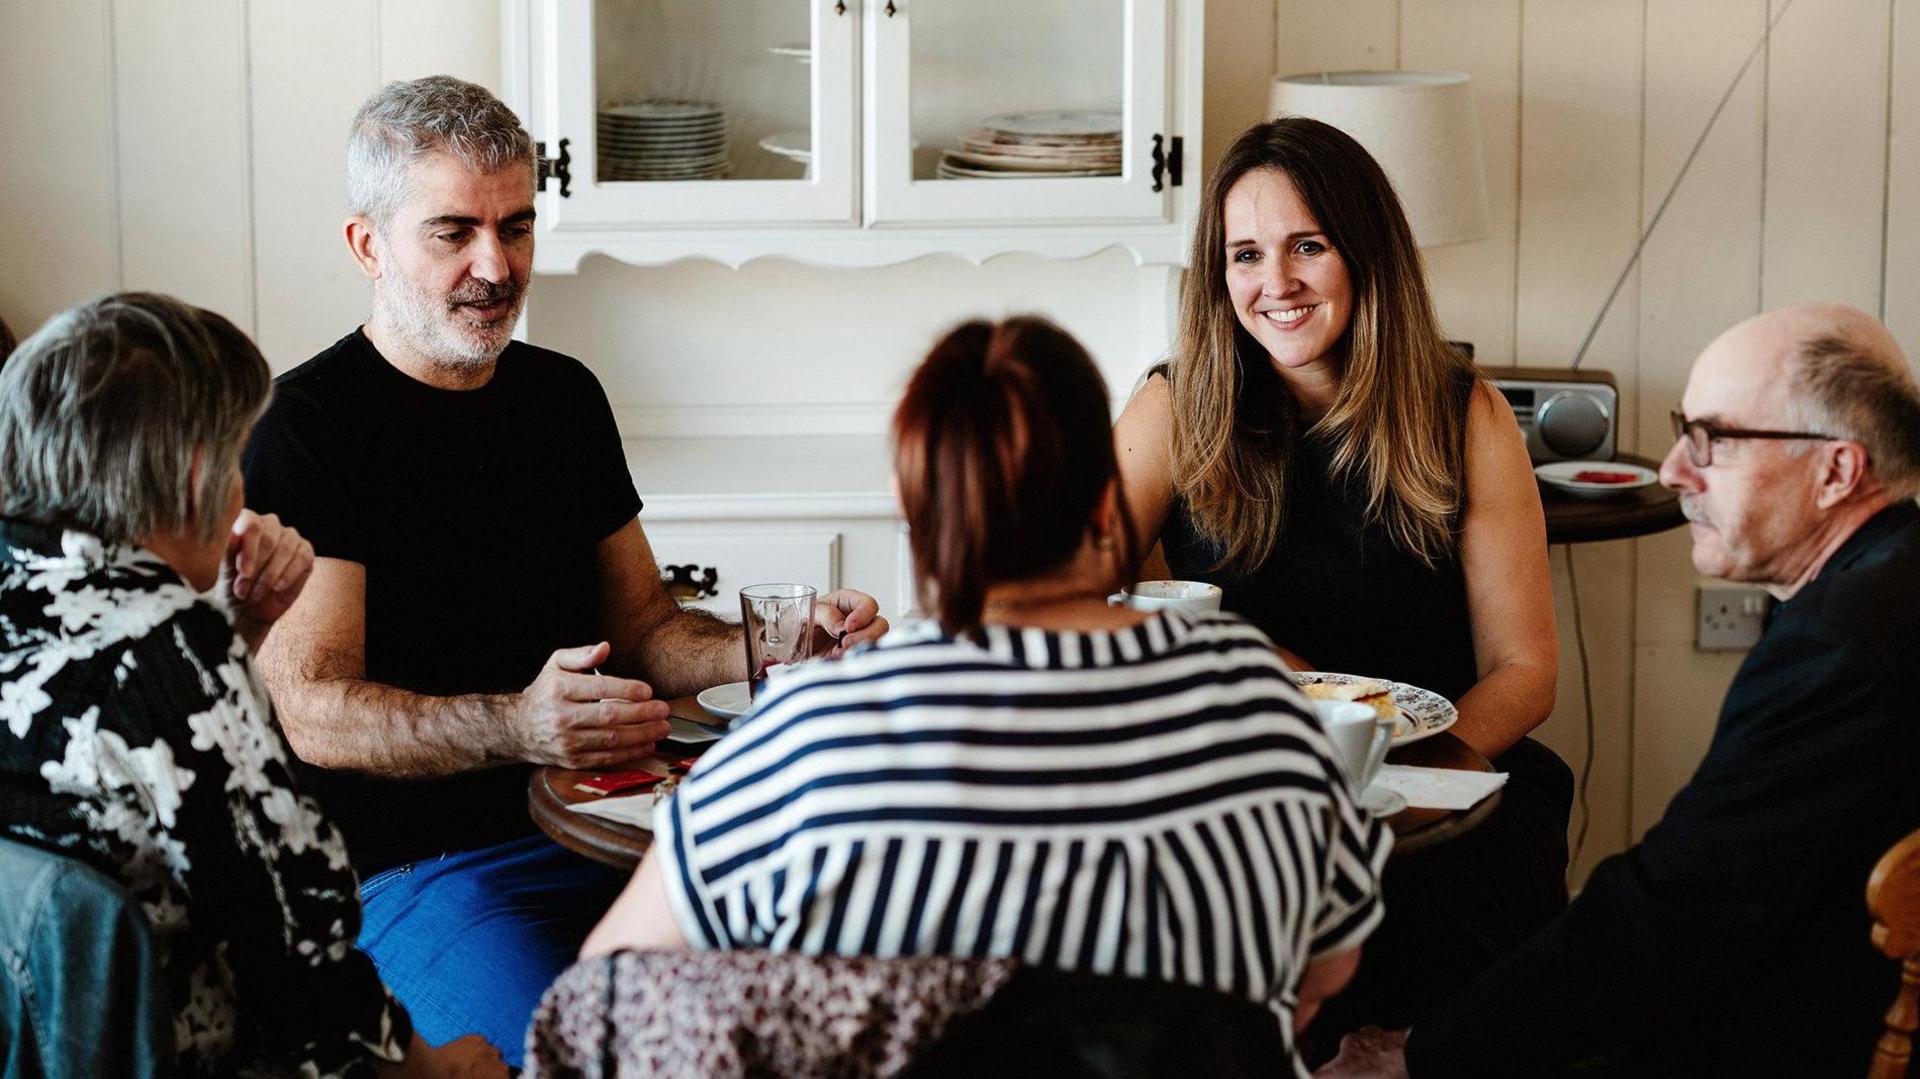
top-left (532, 235), bottom-right (1188, 274)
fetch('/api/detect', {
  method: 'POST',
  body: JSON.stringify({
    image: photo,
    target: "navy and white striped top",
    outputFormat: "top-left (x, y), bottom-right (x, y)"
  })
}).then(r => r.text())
top-left (653, 609), bottom-right (1391, 1049)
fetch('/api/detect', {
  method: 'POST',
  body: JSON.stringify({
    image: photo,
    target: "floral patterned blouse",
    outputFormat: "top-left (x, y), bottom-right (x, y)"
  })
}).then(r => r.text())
top-left (0, 517), bottom-right (412, 1076)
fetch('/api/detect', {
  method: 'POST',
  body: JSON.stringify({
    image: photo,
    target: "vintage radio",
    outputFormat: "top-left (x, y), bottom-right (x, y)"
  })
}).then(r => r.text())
top-left (1487, 367), bottom-right (1618, 464)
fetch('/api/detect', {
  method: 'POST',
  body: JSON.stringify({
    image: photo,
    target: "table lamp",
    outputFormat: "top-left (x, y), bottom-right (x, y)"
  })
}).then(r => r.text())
top-left (1268, 70), bottom-right (1489, 249)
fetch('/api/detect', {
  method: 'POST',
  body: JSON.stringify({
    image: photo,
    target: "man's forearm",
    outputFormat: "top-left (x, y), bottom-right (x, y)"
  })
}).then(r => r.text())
top-left (625, 607), bottom-right (746, 699)
top-left (273, 675), bottom-right (520, 778)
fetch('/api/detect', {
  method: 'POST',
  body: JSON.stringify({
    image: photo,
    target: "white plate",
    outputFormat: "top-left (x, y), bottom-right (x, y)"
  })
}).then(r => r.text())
top-left (600, 101), bottom-right (722, 122)
top-left (598, 132), bottom-right (727, 146)
top-left (758, 130), bottom-right (811, 163)
top-left (697, 681), bottom-right (753, 721)
top-left (981, 109), bottom-right (1122, 139)
top-left (666, 715), bottom-right (723, 744)
top-left (1533, 460), bottom-right (1659, 498)
top-left (943, 147), bottom-right (1121, 172)
top-left (602, 151), bottom-right (732, 167)
top-left (1289, 671), bottom-right (1458, 745)
top-left (936, 157), bottom-right (1117, 180)
top-left (1357, 784), bottom-right (1407, 816)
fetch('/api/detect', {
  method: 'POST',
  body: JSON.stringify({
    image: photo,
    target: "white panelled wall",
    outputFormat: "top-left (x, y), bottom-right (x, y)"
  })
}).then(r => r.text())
top-left (2, 0), bottom-right (1917, 884)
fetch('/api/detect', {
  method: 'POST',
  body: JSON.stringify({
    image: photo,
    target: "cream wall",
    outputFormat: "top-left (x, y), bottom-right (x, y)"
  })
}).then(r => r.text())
top-left (2, 0), bottom-right (1916, 883)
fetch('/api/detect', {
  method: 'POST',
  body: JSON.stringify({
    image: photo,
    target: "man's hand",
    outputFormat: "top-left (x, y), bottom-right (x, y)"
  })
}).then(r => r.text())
top-left (226, 510), bottom-right (314, 652)
top-left (512, 641), bottom-right (671, 769)
top-left (1315, 1027), bottom-right (1409, 1079)
top-left (811, 588), bottom-right (889, 658)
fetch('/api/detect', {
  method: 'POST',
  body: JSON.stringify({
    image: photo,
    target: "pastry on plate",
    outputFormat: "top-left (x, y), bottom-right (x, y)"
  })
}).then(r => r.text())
top-left (1299, 678), bottom-right (1398, 721)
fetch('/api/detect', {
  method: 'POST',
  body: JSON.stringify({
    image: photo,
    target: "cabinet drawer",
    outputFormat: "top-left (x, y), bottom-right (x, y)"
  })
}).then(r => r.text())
top-left (644, 527), bottom-right (840, 618)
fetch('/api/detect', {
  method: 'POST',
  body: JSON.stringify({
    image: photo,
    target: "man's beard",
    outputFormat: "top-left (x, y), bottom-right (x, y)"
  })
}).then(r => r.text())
top-left (380, 272), bottom-right (528, 368)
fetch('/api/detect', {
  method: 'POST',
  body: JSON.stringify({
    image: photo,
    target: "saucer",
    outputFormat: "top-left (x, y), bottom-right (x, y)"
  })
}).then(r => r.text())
top-left (1357, 784), bottom-right (1407, 816)
top-left (696, 681), bottom-right (752, 721)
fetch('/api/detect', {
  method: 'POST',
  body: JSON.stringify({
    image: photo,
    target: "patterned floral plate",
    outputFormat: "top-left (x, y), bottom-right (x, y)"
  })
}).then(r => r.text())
top-left (1289, 671), bottom-right (1459, 745)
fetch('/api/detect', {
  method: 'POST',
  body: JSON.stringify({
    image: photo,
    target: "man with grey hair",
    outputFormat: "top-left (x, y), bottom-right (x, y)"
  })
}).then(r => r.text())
top-left (242, 75), bottom-right (887, 1063)
top-left (1322, 302), bottom-right (1920, 1077)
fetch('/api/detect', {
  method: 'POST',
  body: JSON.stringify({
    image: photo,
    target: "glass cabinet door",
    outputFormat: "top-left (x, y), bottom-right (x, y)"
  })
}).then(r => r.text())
top-left (865, 0), bottom-right (1172, 226)
top-left (536, 0), bottom-right (857, 228)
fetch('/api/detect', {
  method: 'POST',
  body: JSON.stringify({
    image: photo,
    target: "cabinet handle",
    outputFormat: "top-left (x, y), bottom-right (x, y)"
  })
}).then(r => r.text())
top-left (885, 0), bottom-right (896, 14)
top-left (661, 563), bottom-right (720, 602)
top-left (834, 0), bottom-right (845, 13)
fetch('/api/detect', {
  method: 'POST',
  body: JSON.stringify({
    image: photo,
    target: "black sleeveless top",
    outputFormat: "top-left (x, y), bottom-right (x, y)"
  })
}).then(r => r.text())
top-left (1160, 369), bottom-right (1480, 703)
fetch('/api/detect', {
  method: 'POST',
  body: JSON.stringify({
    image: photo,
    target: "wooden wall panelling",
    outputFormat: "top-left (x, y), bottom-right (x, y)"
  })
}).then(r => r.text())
top-left (1516, 0), bottom-right (1645, 885)
top-left (377, 0), bottom-right (504, 90)
top-left (1761, 0), bottom-right (1890, 311)
top-left (1273, 0), bottom-right (1398, 78)
top-left (112, 0), bottom-right (255, 330)
top-left (1400, 0), bottom-right (1522, 365)
top-left (1887, 0), bottom-right (1919, 351)
top-left (1203, 0), bottom-right (1278, 173)
top-left (0, 1), bottom-right (119, 337)
top-left (1630, 0), bottom-right (1769, 840)
top-left (246, 1), bottom-right (382, 375)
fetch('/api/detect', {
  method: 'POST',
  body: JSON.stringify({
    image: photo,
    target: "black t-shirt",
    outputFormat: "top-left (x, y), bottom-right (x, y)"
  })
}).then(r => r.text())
top-left (241, 329), bottom-right (642, 874)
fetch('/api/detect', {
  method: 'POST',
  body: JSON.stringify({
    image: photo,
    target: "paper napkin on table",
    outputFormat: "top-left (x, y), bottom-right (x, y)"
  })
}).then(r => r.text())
top-left (1373, 765), bottom-right (1508, 810)
top-left (568, 793), bottom-right (657, 830)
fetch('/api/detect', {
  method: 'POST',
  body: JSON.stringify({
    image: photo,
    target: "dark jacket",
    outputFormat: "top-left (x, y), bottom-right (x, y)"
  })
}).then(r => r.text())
top-left (0, 837), bottom-right (172, 1079)
top-left (1407, 501), bottom-right (1920, 1077)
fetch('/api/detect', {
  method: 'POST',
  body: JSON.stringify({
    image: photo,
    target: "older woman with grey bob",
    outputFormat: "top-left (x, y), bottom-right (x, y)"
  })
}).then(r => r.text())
top-left (0, 293), bottom-right (502, 1077)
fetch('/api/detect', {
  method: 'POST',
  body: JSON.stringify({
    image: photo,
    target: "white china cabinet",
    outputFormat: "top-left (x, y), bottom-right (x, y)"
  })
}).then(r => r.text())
top-left (503, 0), bottom-right (1205, 270)
top-left (504, 0), bottom-right (1204, 620)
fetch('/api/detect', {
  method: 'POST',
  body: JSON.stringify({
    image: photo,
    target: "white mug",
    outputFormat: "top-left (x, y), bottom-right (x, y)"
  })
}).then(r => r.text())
top-left (1311, 699), bottom-right (1393, 791)
top-left (1107, 579), bottom-right (1223, 612)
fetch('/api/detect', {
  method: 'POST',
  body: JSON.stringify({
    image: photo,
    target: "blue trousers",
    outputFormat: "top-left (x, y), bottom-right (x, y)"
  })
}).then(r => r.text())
top-left (357, 833), bottom-right (628, 1067)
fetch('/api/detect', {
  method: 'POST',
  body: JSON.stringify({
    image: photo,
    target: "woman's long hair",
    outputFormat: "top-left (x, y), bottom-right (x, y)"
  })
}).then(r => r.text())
top-left (1170, 117), bottom-right (1476, 571)
top-left (893, 317), bottom-right (1134, 634)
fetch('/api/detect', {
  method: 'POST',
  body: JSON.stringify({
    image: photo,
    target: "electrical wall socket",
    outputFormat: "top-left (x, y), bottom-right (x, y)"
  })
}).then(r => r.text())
top-left (1696, 584), bottom-right (1771, 651)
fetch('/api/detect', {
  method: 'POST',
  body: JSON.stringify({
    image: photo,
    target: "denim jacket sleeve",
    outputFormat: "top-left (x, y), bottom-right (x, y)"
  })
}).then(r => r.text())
top-left (0, 838), bottom-right (174, 1079)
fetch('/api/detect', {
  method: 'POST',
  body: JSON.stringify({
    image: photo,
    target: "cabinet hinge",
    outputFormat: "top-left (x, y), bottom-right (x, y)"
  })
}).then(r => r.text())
top-left (536, 138), bottom-right (572, 198)
top-left (1150, 134), bottom-right (1183, 192)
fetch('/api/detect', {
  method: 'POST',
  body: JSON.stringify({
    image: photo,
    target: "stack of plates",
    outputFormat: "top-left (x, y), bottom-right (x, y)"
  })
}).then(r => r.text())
top-left (597, 101), bottom-right (729, 182)
top-left (937, 110), bottom-right (1123, 179)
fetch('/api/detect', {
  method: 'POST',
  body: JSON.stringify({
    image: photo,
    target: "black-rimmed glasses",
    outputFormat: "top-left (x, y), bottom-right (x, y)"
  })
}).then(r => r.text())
top-left (1668, 410), bottom-right (1840, 468)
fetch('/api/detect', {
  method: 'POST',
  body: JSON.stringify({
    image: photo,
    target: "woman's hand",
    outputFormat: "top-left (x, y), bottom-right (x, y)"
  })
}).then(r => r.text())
top-left (225, 510), bottom-right (314, 653)
top-left (376, 1033), bottom-right (507, 1078)
top-left (811, 588), bottom-right (889, 658)
top-left (1314, 1027), bottom-right (1409, 1078)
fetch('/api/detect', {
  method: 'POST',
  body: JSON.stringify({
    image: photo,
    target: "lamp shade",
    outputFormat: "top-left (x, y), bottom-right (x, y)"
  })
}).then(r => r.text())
top-left (1269, 70), bottom-right (1490, 248)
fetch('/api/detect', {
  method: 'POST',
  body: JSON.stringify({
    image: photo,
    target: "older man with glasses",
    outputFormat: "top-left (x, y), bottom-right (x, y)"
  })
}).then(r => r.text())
top-left (1323, 302), bottom-right (1920, 1078)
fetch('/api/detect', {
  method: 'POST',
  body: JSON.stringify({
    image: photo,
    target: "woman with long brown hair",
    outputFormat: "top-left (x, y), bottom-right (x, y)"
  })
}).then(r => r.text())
top-left (583, 316), bottom-right (1390, 1069)
top-left (1114, 118), bottom-right (1570, 1035)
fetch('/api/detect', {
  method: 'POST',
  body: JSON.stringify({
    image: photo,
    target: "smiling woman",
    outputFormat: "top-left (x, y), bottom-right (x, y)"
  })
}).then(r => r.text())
top-left (1113, 117), bottom-right (1569, 1047)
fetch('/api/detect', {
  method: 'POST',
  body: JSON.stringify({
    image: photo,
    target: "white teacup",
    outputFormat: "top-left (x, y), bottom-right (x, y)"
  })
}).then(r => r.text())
top-left (1107, 579), bottom-right (1223, 612)
top-left (1311, 699), bottom-right (1393, 791)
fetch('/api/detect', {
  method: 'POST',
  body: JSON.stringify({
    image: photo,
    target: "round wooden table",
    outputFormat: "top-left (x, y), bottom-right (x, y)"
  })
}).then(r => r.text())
top-left (1382, 730), bottom-right (1501, 855)
top-left (529, 698), bottom-right (1503, 868)
top-left (1540, 452), bottom-right (1685, 544)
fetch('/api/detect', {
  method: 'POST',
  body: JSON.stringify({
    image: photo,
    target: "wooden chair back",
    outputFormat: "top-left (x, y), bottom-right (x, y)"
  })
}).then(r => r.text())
top-left (1868, 827), bottom-right (1920, 1079)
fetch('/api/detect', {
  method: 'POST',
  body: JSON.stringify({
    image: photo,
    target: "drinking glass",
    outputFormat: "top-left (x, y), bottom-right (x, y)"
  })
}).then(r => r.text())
top-left (740, 583), bottom-right (816, 700)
